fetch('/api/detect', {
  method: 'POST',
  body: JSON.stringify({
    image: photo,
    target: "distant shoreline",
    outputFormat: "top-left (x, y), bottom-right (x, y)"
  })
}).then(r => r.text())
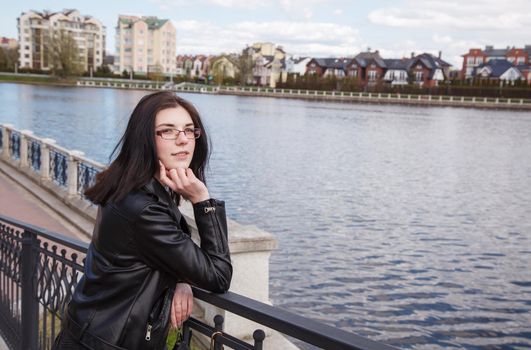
top-left (2, 73), bottom-right (530, 110)
top-left (75, 79), bottom-right (531, 111)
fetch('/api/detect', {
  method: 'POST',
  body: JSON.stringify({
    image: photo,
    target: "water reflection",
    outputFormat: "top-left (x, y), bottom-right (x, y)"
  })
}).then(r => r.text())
top-left (1, 83), bottom-right (530, 349)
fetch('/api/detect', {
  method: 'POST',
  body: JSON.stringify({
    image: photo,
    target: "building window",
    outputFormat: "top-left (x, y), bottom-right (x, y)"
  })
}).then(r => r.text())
top-left (368, 70), bottom-right (377, 80)
top-left (476, 57), bottom-right (483, 64)
top-left (415, 71), bottom-right (423, 81)
top-left (467, 57), bottom-right (474, 65)
top-left (516, 57), bottom-right (525, 64)
top-left (24, 54), bottom-right (29, 58)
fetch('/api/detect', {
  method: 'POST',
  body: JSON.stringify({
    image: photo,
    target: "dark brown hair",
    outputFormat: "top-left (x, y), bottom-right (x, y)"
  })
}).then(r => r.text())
top-left (85, 91), bottom-right (210, 205)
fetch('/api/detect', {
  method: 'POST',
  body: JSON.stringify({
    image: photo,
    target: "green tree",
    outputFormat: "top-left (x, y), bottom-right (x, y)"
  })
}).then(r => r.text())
top-left (212, 62), bottom-right (226, 85)
top-left (148, 63), bottom-right (164, 83)
top-left (47, 29), bottom-right (82, 77)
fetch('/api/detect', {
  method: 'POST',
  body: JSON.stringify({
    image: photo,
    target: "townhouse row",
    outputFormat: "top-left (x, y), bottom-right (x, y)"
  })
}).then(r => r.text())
top-left (175, 43), bottom-right (531, 88)
top-left (174, 45), bottom-right (450, 88)
top-left (10, 9), bottom-right (531, 86)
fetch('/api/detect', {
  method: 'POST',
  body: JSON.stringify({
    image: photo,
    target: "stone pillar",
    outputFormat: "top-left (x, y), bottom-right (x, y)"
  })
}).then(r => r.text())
top-left (1, 124), bottom-right (13, 159)
top-left (20, 130), bottom-right (34, 168)
top-left (179, 202), bottom-right (277, 341)
top-left (67, 150), bottom-right (85, 197)
top-left (41, 138), bottom-right (56, 182)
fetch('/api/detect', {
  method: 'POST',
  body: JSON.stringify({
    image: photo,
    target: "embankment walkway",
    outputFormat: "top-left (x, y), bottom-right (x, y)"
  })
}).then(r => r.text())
top-left (0, 161), bottom-right (91, 243)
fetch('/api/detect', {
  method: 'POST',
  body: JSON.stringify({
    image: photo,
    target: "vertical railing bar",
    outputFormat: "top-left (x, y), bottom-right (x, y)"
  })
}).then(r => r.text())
top-left (51, 307), bottom-right (57, 350)
top-left (253, 329), bottom-right (265, 350)
top-left (42, 304), bottom-right (47, 350)
top-left (21, 229), bottom-right (39, 350)
top-left (214, 314), bottom-right (224, 350)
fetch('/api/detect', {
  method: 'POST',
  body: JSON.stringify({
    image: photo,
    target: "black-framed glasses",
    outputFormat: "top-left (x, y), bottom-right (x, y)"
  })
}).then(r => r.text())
top-left (156, 127), bottom-right (201, 140)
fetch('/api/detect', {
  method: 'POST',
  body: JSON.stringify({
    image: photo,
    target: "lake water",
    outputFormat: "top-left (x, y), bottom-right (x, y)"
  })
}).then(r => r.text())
top-left (1, 83), bottom-right (530, 349)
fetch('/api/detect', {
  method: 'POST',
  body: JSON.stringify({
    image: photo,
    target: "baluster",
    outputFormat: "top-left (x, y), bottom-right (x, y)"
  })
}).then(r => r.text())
top-left (41, 138), bottom-right (56, 182)
top-left (1, 124), bottom-right (13, 159)
top-left (20, 130), bottom-right (34, 168)
top-left (68, 150), bottom-right (84, 196)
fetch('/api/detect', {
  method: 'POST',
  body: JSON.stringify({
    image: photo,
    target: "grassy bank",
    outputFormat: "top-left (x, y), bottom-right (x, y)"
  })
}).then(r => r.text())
top-left (0, 73), bottom-right (77, 86)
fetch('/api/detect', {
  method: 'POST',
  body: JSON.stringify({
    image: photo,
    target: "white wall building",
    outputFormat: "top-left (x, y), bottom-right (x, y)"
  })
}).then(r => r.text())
top-left (17, 9), bottom-right (105, 72)
top-left (115, 15), bottom-right (176, 76)
top-left (285, 57), bottom-right (311, 75)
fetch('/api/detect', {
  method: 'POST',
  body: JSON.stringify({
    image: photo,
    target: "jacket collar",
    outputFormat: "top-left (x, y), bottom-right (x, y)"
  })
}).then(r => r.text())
top-left (143, 177), bottom-right (173, 206)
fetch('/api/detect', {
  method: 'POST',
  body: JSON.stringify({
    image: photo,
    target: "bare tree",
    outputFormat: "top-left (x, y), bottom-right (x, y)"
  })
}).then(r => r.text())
top-left (0, 46), bottom-right (19, 71)
top-left (238, 48), bottom-right (254, 86)
top-left (46, 29), bottom-right (82, 77)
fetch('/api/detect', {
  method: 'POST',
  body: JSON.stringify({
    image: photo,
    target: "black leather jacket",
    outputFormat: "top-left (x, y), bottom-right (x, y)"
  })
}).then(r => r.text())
top-left (65, 178), bottom-right (232, 350)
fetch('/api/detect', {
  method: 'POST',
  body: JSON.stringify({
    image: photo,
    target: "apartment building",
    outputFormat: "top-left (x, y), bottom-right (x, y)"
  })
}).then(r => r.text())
top-left (115, 15), bottom-right (176, 76)
top-left (17, 9), bottom-right (105, 72)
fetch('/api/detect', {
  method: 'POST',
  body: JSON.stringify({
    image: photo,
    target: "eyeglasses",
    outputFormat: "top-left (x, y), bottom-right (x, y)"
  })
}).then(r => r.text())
top-left (156, 127), bottom-right (201, 140)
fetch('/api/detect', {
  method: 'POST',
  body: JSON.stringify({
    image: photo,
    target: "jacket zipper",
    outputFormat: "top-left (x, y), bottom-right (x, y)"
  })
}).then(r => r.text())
top-left (145, 324), bottom-right (152, 341)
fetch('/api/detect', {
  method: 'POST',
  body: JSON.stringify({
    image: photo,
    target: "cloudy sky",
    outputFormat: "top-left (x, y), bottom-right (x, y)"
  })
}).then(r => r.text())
top-left (2, 0), bottom-right (531, 67)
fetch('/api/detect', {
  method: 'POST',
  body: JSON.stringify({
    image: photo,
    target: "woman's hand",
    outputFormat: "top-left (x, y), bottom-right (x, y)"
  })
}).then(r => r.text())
top-left (170, 283), bottom-right (194, 329)
top-left (159, 161), bottom-right (210, 204)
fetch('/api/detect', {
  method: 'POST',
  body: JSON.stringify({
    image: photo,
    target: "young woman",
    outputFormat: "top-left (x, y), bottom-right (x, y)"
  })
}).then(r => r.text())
top-left (53, 91), bottom-right (232, 349)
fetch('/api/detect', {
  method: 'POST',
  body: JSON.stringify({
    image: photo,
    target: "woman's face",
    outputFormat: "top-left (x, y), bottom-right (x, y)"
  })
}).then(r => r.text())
top-left (154, 106), bottom-right (196, 170)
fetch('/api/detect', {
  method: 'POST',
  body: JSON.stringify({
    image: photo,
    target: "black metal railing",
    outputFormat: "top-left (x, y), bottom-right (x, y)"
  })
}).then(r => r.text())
top-left (0, 214), bottom-right (398, 350)
top-left (9, 131), bottom-right (20, 161)
top-left (28, 140), bottom-right (42, 171)
top-left (49, 149), bottom-right (68, 186)
top-left (77, 163), bottom-right (99, 196)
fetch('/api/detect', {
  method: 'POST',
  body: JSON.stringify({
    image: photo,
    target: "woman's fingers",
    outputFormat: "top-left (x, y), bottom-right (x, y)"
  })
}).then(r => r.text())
top-left (159, 161), bottom-right (177, 191)
top-left (170, 283), bottom-right (194, 328)
top-left (168, 168), bottom-right (182, 189)
top-left (162, 167), bottom-right (208, 203)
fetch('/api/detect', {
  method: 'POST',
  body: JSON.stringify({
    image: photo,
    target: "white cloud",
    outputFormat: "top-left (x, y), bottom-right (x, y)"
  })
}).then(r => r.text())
top-left (149, 0), bottom-right (270, 9)
top-left (151, 0), bottom-right (329, 10)
top-left (368, 0), bottom-right (531, 30)
top-left (173, 20), bottom-right (361, 57)
top-left (207, 0), bottom-right (269, 7)
top-left (365, 0), bottom-right (531, 67)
